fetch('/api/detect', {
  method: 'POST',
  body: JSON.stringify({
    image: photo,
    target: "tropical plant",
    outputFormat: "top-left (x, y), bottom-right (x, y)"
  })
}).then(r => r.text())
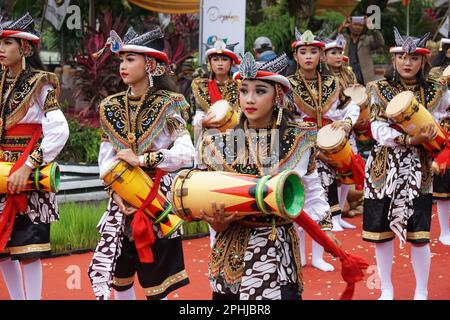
top-left (73, 10), bottom-right (128, 117)
top-left (58, 118), bottom-right (101, 164)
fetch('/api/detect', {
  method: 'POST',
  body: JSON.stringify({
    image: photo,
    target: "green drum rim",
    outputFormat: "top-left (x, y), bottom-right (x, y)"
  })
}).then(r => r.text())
top-left (33, 166), bottom-right (40, 191)
top-left (277, 170), bottom-right (304, 218)
top-left (153, 204), bottom-right (173, 224)
top-left (50, 163), bottom-right (60, 193)
top-left (162, 217), bottom-right (185, 238)
top-left (255, 175), bottom-right (271, 215)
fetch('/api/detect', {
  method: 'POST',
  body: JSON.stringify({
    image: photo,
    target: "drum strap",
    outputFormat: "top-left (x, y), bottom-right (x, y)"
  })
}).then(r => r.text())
top-left (294, 211), bottom-right (369, 300)
top-left (130, 168), bottom-right (166, 263)
top-left (208, 80), bottom-right (223, 105)
top-left (0, 124), bottom-right (43, 250)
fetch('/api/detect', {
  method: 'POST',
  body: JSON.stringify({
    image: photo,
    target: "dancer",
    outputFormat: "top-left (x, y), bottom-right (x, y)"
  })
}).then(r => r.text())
top-left (198, 52), bottom-right (339, 299)
top-left (0, 13), bottom-right (69, 300)
top-left (363, 27), bottom-right (449, 300)
top-left (323, 33), bottom-right (362, 227)
top-left (89, 26), bottom-right (194, 300)
top-left (191, 38), bottom-right (240, 248)
top-left (429, 36), bottom-right (450, 246)
top-left (288, 29), bottom-right (360, 269)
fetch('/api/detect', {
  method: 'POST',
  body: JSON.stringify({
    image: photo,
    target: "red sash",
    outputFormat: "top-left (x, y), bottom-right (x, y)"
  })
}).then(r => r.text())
top-left (207, 80), bottom-right (223, 105)
top-left (0, 124), bottom-right (42, 250)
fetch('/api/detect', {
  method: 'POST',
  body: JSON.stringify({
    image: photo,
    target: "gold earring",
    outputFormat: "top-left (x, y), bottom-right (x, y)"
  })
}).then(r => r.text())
top-left (22, 55), bottom-right (26, 70)
top-left (276, 108), bottom-right (283, 127)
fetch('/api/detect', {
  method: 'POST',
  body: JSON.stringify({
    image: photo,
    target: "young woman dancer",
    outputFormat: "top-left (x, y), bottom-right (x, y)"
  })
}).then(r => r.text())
top-left (0, 13), bottom-right (69, 300)
top-left (89, 26), bottom-right (194, 300)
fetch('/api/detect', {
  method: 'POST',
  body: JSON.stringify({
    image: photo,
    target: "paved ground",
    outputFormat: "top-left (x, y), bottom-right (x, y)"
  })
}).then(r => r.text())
top-left (1, 212), bottom-right (449, 300)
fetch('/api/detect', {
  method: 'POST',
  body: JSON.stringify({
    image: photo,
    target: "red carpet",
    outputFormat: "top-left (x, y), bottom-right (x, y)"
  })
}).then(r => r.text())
top-left (0, 212), bottom-right (449, 300)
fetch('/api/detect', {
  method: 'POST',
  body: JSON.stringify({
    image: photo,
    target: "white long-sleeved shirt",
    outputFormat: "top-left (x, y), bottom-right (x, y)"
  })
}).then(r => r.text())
top-left (19, 84), bottom-right (69, 167)
top-left (293, 148), bottom-right (330, 227)
top-left (370, 88), bottom-right (450, 147)
top-left (98, 112), bottom-right (195, 175)
top-left (295, 97), bottom-right (361, 126)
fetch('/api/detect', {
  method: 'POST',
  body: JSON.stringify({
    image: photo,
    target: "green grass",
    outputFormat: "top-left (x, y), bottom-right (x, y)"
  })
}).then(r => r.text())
top-left (50, 201), bottom-right (210, 254)
top-left (50, 201), bottom-right (106, 254)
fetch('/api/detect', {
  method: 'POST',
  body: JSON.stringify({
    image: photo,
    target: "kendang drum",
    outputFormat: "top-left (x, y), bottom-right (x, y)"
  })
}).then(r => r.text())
top-left (0, 162), bottom-right (60, 193)
top-left (317, 124), bottom-right (356, 185)
top-left (100, 160), bottom-right (184, 237)
top-left (207, 99), bottom-right (239, 132)
top-left (344, 85), bottom-right (370, 130)
top-left (386, 91), bottom-right (447, 155)
top-left (171, 169), bottom-right (305, 221)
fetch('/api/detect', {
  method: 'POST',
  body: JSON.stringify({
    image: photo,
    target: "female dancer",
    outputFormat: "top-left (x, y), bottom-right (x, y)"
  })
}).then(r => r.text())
top-left (0, 13), bottom-right (69, 300)
top-left (363, 27), bottom-right (449, 299)
top-left (191, 38), bottom-right (240, 247)
top-left (89, 26), bottom-right (194, 300)
top-left (429, 36), bottom-right (450, 246)
top-left (199, 52), bottom-right (337, 299)
top-left (288, 29), bottom-right (360, 270)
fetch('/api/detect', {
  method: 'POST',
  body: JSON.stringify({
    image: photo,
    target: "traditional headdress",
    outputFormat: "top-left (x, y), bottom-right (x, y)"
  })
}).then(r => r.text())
top-left (291, 28), bottom-right (325, 49)
top-left (389, 27), bottom-right (431, 55)
top-left (233, 52), bottom-right (292, 126)
top-left (205, 38), bottom-right (240, 64)
top-left (0, 12), bottom-right (40, 45)
top-left (109, 26), bottom-right (169, 64)
top-left (324, 34), bottom-right (346, 51)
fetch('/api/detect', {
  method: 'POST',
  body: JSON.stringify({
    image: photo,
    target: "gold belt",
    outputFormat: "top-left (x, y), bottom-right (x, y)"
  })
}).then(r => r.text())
top-left (0, 150), bottom-right (22, 162)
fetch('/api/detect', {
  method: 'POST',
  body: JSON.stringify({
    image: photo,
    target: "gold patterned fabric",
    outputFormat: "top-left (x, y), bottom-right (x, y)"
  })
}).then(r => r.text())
top-left (99, 88), bottom-right (190, 155)
top-left (0, 68), bottom-right (60, 130)
top-left (332, 67), bottom-right (357, 109)
top-left (288, 72), bottom-right (340, 120)
top-left (201, 121), bottom-right (317, 298)
top-left (191, 78), bottom-right (239, 113)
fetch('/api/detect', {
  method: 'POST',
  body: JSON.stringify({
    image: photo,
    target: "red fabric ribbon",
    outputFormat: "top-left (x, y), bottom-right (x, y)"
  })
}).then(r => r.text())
top-left (434, 134), bottom-right (450, 174)
top-left (0, 124), bottom-right (42, 250)
top-left (131, 168), bottom-right (167, 263)
top-left (350, 153), bottom-right (366, 191)
top-left (207, 80), bottom-right (223, 105)
top-left (294, 211), bottom-right (369, 300)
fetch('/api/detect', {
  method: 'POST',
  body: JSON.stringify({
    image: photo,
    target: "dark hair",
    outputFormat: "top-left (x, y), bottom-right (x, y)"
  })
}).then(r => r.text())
top-left (12, 38), bottom-right (45, 70)
top-left (432, 44), bottom-right (450, 68)
top-left (153, 73), bottom-right (179, 92)
top-left (384, 54), bottom-right (431, 88)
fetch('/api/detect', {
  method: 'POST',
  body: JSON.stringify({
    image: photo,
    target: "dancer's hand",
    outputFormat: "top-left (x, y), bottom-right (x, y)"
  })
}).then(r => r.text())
top-left (112, 192), bottom-right (138, 216)
top-left (331, 120), bottom-right (352, 134)
top-left (8, 164), bottom-right (32, 194)
top-left (116, 149), bottom-right (140, 167)
top-left (317, 151), bottom-right (339, 168)
top-left (200, 202), bottom-right (243, 232)
top-left (202, 112), bottom-right (222, 128)
top-left (325, 231), bottom-right (342, 247)
top-left (410, 123), bottom-right (437, 145)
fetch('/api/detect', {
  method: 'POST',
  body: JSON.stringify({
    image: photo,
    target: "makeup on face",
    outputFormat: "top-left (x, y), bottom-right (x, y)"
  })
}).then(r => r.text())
top-left (395, 53), bottom-right (423, 80)
top-left (119, 52), bottom-right (147, 85)
top-left (0, 38), bottom-right (22, 67)
top-left (295, 46), bottom-right (321, 71)
top-left (239, 79), bottom-right (276, 126)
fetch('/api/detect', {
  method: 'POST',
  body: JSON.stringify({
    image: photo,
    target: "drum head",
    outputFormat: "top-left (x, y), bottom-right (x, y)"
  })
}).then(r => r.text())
top-left (343, 85), bottom-right (368, 105)
top-left (317, 124), bottom-right (346, 150)
top-left (386, 91), bottom-right (414, 118)
top-left (99, 159), bottom-right (121, 179)
top-left (443, 65), bottom-right (450, 77)
top-left (209, 100), bottom-right (231, 122)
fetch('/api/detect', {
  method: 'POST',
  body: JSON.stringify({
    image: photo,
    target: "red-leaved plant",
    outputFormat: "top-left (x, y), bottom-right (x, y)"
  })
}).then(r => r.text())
top-left (74, 10), bottom-right (128, 120)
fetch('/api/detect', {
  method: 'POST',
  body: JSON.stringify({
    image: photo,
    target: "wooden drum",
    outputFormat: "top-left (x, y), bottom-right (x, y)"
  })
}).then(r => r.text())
top-left (208, 100), bottom-right (239, 132)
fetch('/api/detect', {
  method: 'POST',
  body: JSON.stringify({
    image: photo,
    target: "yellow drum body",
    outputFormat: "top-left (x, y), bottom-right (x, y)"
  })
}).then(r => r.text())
top-left (209, 99), bottom-right (239, 132)
top-left (0, 162), bottom-right (60, 193)
top-left (317, 125), bottom-right (354, 184)
top-left (386, 91), bottom-right (447, 154)
top-left (101, 160), bottom-right (184, 237)
top-left (171, 169), bottom-right (305, 221)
